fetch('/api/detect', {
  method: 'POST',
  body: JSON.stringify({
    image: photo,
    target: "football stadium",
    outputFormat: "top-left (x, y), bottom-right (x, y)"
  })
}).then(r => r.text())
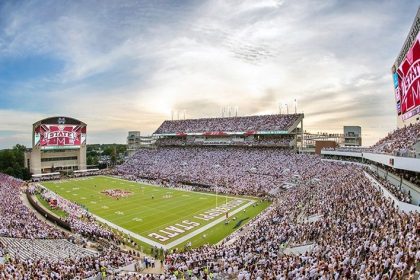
top-left (1, 2), bottom-right (420, 280)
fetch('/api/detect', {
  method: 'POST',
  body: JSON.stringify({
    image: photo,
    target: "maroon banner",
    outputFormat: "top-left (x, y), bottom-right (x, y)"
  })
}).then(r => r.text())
top-left (203, 131), bottom-right (227, 136)
top-left (396, 32), bottom-right (420, 119)
top-left (35, 124), bottom-right (86, 147)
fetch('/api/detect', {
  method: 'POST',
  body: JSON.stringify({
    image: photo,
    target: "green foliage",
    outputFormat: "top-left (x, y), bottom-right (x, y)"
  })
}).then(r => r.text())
top-left (86, 144), bottom-right (126, 168)
top-left (0, 144), bottom-right (31, 180)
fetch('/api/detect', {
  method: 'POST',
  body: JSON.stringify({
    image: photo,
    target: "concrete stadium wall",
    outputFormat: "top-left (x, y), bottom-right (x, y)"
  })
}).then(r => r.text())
top-left (321, 150), bottom-right (420, 173)
top-left (26, 190), bottom-right (72, 231)
top-left (369, 165), bottom-right (420, 206)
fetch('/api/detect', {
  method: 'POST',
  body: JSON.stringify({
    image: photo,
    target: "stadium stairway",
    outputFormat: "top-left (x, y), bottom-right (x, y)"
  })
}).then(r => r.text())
top-left (0, 237), bottom-right (97, 262)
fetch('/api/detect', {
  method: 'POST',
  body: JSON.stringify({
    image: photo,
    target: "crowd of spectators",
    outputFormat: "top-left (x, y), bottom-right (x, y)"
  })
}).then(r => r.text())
top-left (371, 122), bottom-right (420, 156)
top-left (2, 138), bottom-right (420, 278)
top-left (117, 147), bottom-right (322, 197)
top-left (382, 165), bottom-right (420, 188)
top-left (116, 146), bottom-right (420, 279)
top-left (163, 160), bottom-right (420, 279)
top-left (366, 169), bottom-right (412, 203)
top-left (323, 122), bottom-right (420, 157)
top-left (154, 114), bottom-right (302, 134)
top-left (36, 185), bottom-right (115, 239)
top-left (0, 173), bottom-right (137, 278)
top-left (155, 135), bottom-right (295, 148)
top-left (0, 174), bottom-right (65, 239)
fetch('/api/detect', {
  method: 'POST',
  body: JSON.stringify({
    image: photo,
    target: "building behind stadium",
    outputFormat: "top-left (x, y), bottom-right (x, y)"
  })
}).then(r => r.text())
top-left (24, 116), bottom-right (87, 175)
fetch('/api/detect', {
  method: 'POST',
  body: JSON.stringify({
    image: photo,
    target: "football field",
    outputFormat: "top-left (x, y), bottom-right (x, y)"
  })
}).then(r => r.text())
top-left (42, 176), bottom-right (269, 249)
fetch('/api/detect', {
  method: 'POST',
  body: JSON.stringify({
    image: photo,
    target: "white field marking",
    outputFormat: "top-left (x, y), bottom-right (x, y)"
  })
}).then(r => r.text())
top-left (164, 199), bottom-right (255, 249)
top-left (72, 188), bottom-right (79, 190)
top-left (89, 198), bottom-right (255, 250)
top-left (132, 217), bottom-right (143, 222)
top-left (182, 194), bottom-right (190, 197)
top-left (102, 206), bottom-right (109, 209)
top-left (90, 201), bottom-right (97, 204)
top-left (66, 190), bottom-right (70, 193)
top-left (199, 197), bottom-right (207, 200)
top-left (81, 197), bottom-right (86, 199)
top-left (43, 176), bottom-right (257, 249)
top-left (109, 176), bottom-right (234, 200)
top-left (90, 213), bottom-right (164, 248)
top-left (115, 211), bottom-right (124, 215)
top-left (72, 194), bottom-right (78, 196)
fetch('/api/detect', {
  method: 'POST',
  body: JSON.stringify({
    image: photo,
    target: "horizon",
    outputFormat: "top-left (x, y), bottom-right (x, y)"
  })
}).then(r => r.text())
top-left (1, 0), bottom-right (419, 149)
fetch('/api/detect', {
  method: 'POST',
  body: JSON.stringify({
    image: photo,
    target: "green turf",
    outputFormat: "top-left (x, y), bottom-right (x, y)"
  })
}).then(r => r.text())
top-left (174, 200), bottom-right (270, 250)
top-left (35, 193), bottom-right (69, 218)
top-left (42, 176), bottom-right (268, 248)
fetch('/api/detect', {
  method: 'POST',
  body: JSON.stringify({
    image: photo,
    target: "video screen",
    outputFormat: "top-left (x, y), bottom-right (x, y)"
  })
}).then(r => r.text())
top-left (34, 124), bottom-right (86, 149)
top-left (393, 32), bottom-right (420, 120)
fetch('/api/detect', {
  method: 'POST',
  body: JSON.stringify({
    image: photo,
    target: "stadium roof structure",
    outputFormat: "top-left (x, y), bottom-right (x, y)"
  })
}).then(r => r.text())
top-left (33, 116), bottom-right (86, 126)
top-left (154, 113), bottom-right (304, 136)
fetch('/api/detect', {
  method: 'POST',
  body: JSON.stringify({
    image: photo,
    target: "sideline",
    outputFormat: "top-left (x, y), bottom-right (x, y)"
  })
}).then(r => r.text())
top-left (41, 177), bottom-right (258, 249)
top-left (90, 199), bottom-right (255, 250)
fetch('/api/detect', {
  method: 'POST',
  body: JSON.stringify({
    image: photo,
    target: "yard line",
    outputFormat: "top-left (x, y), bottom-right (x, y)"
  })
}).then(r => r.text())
top-left (42, 176), bottom-right (257, 250)
top-left (89, 199), bottom-right (255, 250)
top-left (90, 213), bottom-right (164, 248)
top-left (164, 199), bottom-right (255, 249)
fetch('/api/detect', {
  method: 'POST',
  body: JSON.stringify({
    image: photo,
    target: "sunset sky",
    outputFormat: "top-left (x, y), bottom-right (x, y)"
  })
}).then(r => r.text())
top-left (0, 0), bottom-right (418, 148)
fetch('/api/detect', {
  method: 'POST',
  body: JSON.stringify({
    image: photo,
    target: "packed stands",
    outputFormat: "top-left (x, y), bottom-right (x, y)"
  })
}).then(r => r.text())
top-left (119, 115), bottom-right (420, 278)
top-left (155, 135), bottom-right (295, 147)
top-left (323, 122), bottom-right (420, 157)
top-left (0, 173), bottom-right (137, 279)
top-left (0, 174), bottom-right (65, 239)
top-left (117, 147), bottom-right (318, 196)
top-left (117, 147), bottom-right (420, 279)
top-left (371, 122), bottom-right (420, 156)
top-left (163, 164), bottom-right (420, 279)
top-left (366, 168), bottom-right (412, 203)
top-left (36, 185), bottom-right (114, 239)
top-left (1, 114), bottom-right (420, 278)
top-left (154, 114), bottom-right (302, 134)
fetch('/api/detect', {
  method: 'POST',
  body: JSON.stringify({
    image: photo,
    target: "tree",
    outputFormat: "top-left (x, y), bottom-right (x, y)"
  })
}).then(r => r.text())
top-left (0, 144), bottom-right (31, 180)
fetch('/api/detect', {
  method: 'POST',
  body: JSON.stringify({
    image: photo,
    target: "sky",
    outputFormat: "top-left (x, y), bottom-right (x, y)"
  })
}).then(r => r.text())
top-left (0, 0), bottom-right (418, 148)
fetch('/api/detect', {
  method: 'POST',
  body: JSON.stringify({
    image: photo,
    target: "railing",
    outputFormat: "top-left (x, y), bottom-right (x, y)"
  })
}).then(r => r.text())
top-left (26, 190), bottom-right (72, 231)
